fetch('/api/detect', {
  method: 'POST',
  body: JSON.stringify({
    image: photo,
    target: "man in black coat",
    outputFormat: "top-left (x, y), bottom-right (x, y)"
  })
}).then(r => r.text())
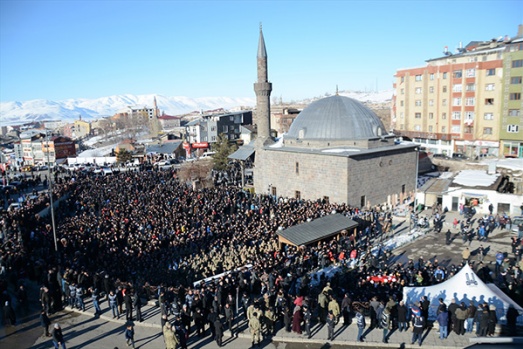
top-left (214, 317), bottom-right (224, 347)
top-left (124, 291), bottom-right (133, 321)
top-left (420, 296), bottom-right (430, 327)
top-left (133, 292), bottom-right (142, 322)
top-left (447, 299), bottom-right (459, 332)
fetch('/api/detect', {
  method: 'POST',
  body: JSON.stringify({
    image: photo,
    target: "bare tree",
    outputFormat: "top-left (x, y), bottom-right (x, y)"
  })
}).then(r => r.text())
top-left (177, 160), bottom-right (213, 189)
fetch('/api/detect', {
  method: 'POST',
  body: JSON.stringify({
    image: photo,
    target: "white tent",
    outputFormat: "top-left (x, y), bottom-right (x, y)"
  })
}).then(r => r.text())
top-left (403, 264), bottom-right (523, 324)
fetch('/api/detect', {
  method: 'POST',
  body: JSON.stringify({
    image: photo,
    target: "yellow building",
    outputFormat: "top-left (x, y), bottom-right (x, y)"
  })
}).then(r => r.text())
top-left (393, 25), bottom-right (523, 158)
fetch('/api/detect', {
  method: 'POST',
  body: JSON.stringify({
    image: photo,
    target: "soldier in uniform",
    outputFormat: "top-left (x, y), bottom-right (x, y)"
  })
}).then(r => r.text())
top-left (249, 311), bottom-right (261, 348)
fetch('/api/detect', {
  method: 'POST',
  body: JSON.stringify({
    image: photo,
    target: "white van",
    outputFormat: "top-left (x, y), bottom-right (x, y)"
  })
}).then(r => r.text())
top-left (201, 152), bottom-right (216, 159)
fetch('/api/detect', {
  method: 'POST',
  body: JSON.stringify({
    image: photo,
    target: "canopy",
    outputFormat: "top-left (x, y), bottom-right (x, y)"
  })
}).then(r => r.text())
top-left (403, 264), bottom-right (523, 324)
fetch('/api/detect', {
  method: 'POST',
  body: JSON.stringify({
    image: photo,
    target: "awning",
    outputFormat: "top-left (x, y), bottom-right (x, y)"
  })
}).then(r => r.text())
top-left (462, 192), bottom-right (488, 198)
top-left (277, 213), bottom-right (358, 247)
top-left (55, 158), bottom-right (67, 165)
top-left (228, 146), bottom-right (255, 161)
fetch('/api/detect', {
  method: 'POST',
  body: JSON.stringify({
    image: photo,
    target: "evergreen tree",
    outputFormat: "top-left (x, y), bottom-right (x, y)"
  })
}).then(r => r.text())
top-left (116, 148), bottom-right (133, 164)
top-left (212, 133), bottom-right (237, 171)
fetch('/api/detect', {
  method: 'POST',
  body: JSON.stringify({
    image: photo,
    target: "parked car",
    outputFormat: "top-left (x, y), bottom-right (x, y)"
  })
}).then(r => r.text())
top-left (7, 202), bottom-right (21, 212)
top-left (432, 153), bottom-right (450, 160)
top-left (512, 216), bottom-right (523, 235)
top-left (452, 153), bottom-right (469, 160)
top-left (201, 152), bottom-right (216, 159)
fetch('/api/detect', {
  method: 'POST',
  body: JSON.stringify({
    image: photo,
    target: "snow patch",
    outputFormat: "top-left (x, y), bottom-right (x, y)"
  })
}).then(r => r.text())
top-left (453, 170), bottom-right (500, 187)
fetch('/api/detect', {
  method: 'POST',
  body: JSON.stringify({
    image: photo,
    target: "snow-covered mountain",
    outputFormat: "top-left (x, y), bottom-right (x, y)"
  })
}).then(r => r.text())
top-left (0, 90), bottom-right (393, 126)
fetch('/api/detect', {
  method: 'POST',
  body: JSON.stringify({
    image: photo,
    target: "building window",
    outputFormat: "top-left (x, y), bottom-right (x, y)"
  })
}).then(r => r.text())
top-left (400, 100), bottom-right (404, 107)
top-left (511, 76), bottom-right (522, 84)
top-left (453, 97), bottom-right (462, 106)
top-left (443, 72), bottom-right (447, 79)
top-left (295, 191), bottom-right (301, 200)
top-left (441, 126), bottom-right (446, 133)
top-left (454, 70), bottom-right (462, 78)
top-left (442, 86), bottom-right (447, 93)
top-left (486, 68), bottom-right (495, 76)
top-left (428, 125), bottom-right (433, 132)
top-left (400, 112), bottom-right (404, 119)
top-left (415, 100), bottom-right (422, 106)
top-left (442, 112), bottom-right (447, 120)
top-left (415, 113), bottom-right (422, 119)
top-left (509, 93), bottom-right (521, 100)
top-left (483, 127), bottom-right (493, 135)
top-left (453, 84), bottom-right (462, 92)
top-left (360, 195), bottom-right (366, 207)
top-left (415, 74), bottom-right (422, 81)
top-left (452, 112), bottom-right (461, 120)
top-left (484, 112), bottom-right (494, 120)
top-left (465, 97), bottom-right (475, 106)
top-left (465, 111), bottom-right (475, 120)
top-left (485, 98), bottom-right (494, 105)
top-left (295, 162), bottom-right (299, 174)
top-left (442, 99), bottom-right (447, 106)
top-left (429, 112), bottom-right (434, 119)
top-left (414, 124), bottom-right (421, 131)
top-left (466, 83), bottom-right (475, 91)
top-left (485, 83), bottom-right (495, 91)
top-left (507, 125), bottom-right (520, 133)
top-left (429, 86), bottom-right (434, 93)
top-left (401, 88), bottom-right (404, 94)
top-left (508, 109), bottom-right (520, 116)
top-left (430, 73), bottom-right (434, 80)
top-left (211, 136), bottom-right (216, 141)
top-left (415, 87), bottom-right (422, 94)
top-left (401, 77), bottom-right (404, 83)
top-left (512, 59), bottom-right (523, 68)
top-left (429, 100), bottom-right (434, 106)
top-left (271, 187), bottom-right (277, 196)
top-left (451, 125), bottom-right (461, 133)
top-left (464, 126), bottom-right (473, 134)
top-left (222, 126), bottom-right (228, 132)
top-left (466, 68), bottom-right (475, 77)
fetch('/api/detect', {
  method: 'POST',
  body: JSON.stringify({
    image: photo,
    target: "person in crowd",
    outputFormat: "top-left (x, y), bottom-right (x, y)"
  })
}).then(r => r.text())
top-left (411, 313), bottom-right (425, 346)
top-left (249, 311), bottom-right (261, 348)
top-left (437, 306), bottom-right (448, 339)
top-left (355, 306), bottom-right (366, 342)
top-left (52, 323), bottom-right (66, 349)
top-left (326, 310), bottom-right (336, 341)
top-left (40, 310), bottom-right (51, 337)
top-left (124, 323), bottom-right (135, 348)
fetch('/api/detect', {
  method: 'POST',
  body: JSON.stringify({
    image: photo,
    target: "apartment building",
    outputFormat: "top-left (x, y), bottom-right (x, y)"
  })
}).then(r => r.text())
top-left (393, 25), bottom-right (523, 158)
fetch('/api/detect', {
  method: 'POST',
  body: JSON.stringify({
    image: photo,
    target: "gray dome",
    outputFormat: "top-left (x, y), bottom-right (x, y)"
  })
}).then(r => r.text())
top-left (286, 95), bottom-right (386, 140)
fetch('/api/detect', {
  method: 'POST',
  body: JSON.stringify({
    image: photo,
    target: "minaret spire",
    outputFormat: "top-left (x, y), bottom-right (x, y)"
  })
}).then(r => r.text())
top-left (254, 25), bottom-right (273, 147)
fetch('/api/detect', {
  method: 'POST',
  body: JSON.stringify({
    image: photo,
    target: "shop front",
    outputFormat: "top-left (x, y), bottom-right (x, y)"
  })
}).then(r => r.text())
top-left (501, 140), bottom-right (523, 158)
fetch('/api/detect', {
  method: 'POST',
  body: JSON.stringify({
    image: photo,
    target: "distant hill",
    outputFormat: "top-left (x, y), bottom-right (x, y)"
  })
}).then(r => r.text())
top-left (0, 90), bottom-right (392, 126)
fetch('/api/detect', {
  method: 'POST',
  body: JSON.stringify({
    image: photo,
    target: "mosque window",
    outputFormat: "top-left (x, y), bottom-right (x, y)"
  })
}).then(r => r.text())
top-left (295, 162), bottom-right (299, 174)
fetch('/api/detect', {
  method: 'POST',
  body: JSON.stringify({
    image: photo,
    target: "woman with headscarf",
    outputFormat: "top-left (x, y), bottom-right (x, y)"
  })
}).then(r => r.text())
top-left (291, 304), bottom-right (303, 334)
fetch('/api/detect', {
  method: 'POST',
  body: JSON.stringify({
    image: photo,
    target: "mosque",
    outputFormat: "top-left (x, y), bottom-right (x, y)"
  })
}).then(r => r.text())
top-left (234, 28), bottom-right (418, 207)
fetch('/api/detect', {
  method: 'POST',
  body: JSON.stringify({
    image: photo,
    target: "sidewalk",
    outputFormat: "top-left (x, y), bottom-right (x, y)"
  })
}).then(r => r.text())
top-left (67, 296), bottom-right (480, 348)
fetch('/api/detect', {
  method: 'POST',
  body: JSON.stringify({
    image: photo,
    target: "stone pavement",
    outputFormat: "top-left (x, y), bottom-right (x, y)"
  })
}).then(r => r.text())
top-left (65, 208), bottom-right (522, 348)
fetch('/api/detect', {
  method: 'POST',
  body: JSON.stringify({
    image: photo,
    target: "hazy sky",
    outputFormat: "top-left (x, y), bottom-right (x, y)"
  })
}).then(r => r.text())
top-left (0, 0), bottom-right (521, 103)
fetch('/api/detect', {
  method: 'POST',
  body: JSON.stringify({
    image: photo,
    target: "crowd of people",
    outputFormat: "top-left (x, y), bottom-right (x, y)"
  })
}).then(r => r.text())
top-left (1, 167), bottom-right (522, 347)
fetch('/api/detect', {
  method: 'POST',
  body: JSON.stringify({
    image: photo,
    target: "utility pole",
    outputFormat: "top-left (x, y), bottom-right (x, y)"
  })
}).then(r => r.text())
top-left (45, 131), bottom-right (58, 252)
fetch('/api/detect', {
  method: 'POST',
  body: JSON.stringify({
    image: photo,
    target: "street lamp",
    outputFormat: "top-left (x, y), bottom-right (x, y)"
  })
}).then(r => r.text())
top-left (44, 131), bottom-right (58, 252)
